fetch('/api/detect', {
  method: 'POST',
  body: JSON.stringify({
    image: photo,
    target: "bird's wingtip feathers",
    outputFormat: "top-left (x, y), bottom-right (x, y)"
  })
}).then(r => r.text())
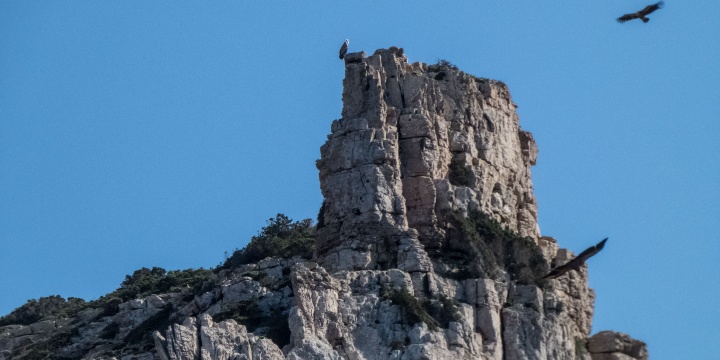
top-left (597, 237), bottom-right (608, 247)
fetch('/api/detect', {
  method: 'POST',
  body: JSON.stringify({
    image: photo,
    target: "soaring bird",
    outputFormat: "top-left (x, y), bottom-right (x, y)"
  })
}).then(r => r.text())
top-left (339, 39), bottom-right (349, 60)
top-left (617, 2), bottom-right (664, 23)
top-left (543, 238), bottom-right (608, 280)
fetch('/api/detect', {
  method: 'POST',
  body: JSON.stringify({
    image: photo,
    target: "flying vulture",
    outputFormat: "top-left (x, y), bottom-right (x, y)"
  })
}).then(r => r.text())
top-left (617, 2), bottom-right (664, 23)
top-left (542, 238), bottom-right (608, 280)
top-left (339, 39), bottom-right (349, 60)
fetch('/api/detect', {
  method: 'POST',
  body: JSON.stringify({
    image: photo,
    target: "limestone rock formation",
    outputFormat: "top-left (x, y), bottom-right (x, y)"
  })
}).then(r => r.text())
top-left (153, 314), bottom-right (284, 360)
top-left (587, 331), bottom-right (648, 360)
top-left (0, 47), bottom-right (648, 360)
top-left (316, 49), bottom-right (539, 275)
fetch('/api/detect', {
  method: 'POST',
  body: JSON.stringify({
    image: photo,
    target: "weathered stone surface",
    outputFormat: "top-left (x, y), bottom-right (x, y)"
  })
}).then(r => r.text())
top-left (0, 325), bottom-right (31, 337)
top-left (156, 314), bottom-right (284, 360)
top-left (28, 320), bottom-right (55, 334)
top-left (316, 47), bottom-right (541, 275)
top-left (591, 353), bottom-right (637, 360)
top-left (284, 263), bottom-right (491, 359)
top-left (588, 331), bottom-right (648, 360)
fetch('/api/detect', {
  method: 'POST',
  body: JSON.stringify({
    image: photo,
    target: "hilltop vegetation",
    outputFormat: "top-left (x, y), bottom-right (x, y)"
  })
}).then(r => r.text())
top-left (0, 214), bottom-right (315, 326)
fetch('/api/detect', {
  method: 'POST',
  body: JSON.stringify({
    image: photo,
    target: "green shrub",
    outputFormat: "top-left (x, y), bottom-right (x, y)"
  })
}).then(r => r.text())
top-left (429, 59), bottom-right (458, 72)
top-left (0, 296), bottom-right (86, 327)
top-left (575, 337), bottom-right (589, 357)
top-left (13, 329), bottom-right (77, 360)
top-left (382, 288), bottom-right (439, 331)
top-left (424, 295), bottom-right (461, 328)
top-left (382, 289), bottom-right (461, 331)
top-left (442, 210), bottom-right (549, 284)
top-left (317, 201), bottom-right (327, 229)
top-left (54, 297), bottom-right (87, 319)
top-left (220, 214), bottom-right (315, 269)
top-left (443, 211), bottom-right (502, 280)
top-left (98, 267), bottom-right (213, 303)
top-left (448, 157), bottom-right (473, 187)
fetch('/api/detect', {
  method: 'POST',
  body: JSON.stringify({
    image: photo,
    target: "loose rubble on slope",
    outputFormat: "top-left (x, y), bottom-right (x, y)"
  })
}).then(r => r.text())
top-left (0, 47), bottom-right (647, 360)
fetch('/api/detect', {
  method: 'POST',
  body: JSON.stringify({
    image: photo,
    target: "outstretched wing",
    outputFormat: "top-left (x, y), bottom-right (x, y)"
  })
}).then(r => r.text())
top-left (617, 13), bottom-right (640, 23)
top-left (542, 262), bottom-right (572, 279)
top-left (640, 1), bottom-right (664, 16)
top-left (573, 237), bottom-right (608, 264)
top-left (542, 238), bottom-right (608, 279)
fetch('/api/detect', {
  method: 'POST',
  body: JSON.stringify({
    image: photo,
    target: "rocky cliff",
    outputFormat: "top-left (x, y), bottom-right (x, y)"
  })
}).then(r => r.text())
top-left (0, 47), bottom-right (647, 360)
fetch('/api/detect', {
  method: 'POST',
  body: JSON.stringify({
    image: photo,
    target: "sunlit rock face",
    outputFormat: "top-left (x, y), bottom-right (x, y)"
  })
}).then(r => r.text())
top-left (316, 47), bottom-right (539, 273)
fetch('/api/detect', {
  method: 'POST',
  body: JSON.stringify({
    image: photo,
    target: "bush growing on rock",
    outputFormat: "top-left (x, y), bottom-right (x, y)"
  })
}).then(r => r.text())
top-left (382, 288), bottom-right (439, 331)
top-left (443, 210), bottom-right (549, 284)
top-left (381, 288), bottom-right (462, 331)
top-left (221, 214), bottom-right (315, 269)
top-left (0, 295), bottom-right (86, 326)
top-left (98, 267), bottom-right (213, 303)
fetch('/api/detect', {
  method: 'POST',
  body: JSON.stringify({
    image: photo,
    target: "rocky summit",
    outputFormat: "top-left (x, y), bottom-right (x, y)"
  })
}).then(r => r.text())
top-left (0, 47), bottom-right (647, 360)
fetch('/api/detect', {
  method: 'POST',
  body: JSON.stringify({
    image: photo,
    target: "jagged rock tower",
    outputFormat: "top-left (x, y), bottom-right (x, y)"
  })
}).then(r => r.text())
top-left (0, 47), bottom-right (648, 360)
top-left (316, 48), bottom-right (540, 274)
top-left (294, 47), bottom-right (647, 359)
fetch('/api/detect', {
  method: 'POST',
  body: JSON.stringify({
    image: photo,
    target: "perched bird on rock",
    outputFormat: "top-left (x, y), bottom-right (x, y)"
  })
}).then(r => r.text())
top-left (339, 39), bottom-right (349, 60)
top-left (617, 2), bottom-right (664, 23)
top-left (543, 238), bottom-right (608, 279)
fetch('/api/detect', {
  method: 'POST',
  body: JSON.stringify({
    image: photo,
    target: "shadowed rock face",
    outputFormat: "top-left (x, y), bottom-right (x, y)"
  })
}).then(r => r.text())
top-left (316, 47), bottom-right (539, 273)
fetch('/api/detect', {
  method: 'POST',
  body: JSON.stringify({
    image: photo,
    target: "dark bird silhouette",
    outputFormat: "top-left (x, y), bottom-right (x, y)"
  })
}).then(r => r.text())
top-left (543, 238), bottom-right (608, 279)
top-left (617, 2), bottom-right (664, 23)
top-left (339, 39), bottom-right (349, 60)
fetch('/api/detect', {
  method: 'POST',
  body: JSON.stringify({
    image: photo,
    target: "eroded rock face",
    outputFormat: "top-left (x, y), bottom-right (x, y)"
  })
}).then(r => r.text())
top-left (154, 314), bottom-right (284, 360)
top-left (283, 261), bottom-right (620, 360)
top-left (316, 48), bottom-right (539, 273)
top-left (587, 331), bottom-right (648, 360)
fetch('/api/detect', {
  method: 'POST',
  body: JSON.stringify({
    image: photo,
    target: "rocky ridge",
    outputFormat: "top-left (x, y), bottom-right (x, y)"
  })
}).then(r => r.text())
top-left (0, 47), bottom-right (647, 360)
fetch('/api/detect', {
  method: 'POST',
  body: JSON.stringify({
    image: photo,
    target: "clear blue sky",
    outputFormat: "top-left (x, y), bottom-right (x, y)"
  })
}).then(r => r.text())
top-left (1, 1), bottom-right (718, 358)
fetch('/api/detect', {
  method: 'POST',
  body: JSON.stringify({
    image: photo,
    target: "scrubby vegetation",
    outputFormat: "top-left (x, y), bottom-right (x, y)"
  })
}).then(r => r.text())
top-left (442, 210), bottom-right (549, 284)
top-left (0, 295), bottom-right (86, 327)
top-left (382, 288), bottom-right (439, 330)
top-left (97, 267), bottom-right (214, 303)
top-left (1, 213), bottom-right (312, 331)
top-left (448, 157), bottom-right (473, 187)
top-left (382, 288), bottom-right (460, 331)
top-left (220, 214), bottom-right (315, 269)
top-left (425, 295), bottom-right (461, 329)
top-left (428, 59), bottom-right (459, 81)
top-left (317, 201), bottom-right (327, 229)
top-left (10, 328), bottom-right (77, 360)
top-left (429, 59), bottom-right (458, 72)
top-left (575, 337), bottom-right (589, 357)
